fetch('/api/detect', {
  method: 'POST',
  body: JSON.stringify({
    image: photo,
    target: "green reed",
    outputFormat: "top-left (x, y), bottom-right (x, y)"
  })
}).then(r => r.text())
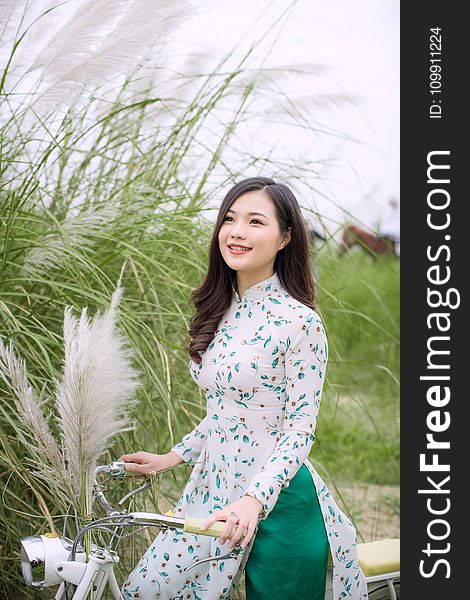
top-left (0, 19), bottom-right (398, 600)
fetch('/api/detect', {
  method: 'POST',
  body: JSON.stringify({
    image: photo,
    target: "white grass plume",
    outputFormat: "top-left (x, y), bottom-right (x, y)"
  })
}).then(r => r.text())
top-left (0, 266), bottom-right (141, 512)
top-left (265, 92), bottom-right (360, 118)
top-left (24, 203), bottom-right (118, 277)
top-left (0, 0), bottom-right (25, 32)
top-left (31, 0), bottom-right (129, 72)
top-left (31, 0), bottom-right (192, 112)
top-left (0, 337), bottom-right (75, 503)
top-left (55, 275), bottom-right (141, 510)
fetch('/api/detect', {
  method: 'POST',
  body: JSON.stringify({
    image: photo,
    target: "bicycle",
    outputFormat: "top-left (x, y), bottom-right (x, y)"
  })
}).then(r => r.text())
top-left (19, 461), bottom-right (399, 600)
top-left (20, 460), bottom-right (255, 600)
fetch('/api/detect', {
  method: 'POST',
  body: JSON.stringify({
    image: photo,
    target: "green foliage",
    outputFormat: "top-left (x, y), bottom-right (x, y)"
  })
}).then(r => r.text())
top-left (313, 250), bottom-right (400, 485)
top-left (0, 17), bottom-right (399, 598)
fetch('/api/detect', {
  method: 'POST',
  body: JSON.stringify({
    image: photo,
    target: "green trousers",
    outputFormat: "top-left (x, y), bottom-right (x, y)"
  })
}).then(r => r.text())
top-left (245, 463), bottom-right (329, 600)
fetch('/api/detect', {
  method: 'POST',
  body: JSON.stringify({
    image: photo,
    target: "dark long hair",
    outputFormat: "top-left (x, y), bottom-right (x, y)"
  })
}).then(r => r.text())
top-left (187, 177), bottom-right (317, 363)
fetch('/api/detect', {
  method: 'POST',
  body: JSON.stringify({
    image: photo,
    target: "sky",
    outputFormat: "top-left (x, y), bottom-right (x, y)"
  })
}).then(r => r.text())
top-left (4, 0), bottom-right (399, 235)
top-left (181, 0), bottom-right (400, 232)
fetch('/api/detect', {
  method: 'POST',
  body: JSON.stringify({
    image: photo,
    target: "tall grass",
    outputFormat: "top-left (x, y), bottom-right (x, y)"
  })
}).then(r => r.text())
top-left (0, 2), bottom-right (398, 596)
top-left (315, 249), bottom-right (399, 485)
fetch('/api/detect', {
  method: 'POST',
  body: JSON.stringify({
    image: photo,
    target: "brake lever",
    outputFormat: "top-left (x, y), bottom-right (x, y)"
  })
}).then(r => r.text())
top-left (117, 462), bottom-right (186, 506)
top-left (184, 543), bottom-right (243, 571)
top-left (118, 478), bottom-right (153, 506)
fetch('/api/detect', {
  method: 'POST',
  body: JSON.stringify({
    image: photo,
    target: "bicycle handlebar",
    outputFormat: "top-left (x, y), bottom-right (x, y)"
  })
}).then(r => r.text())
top-left (91, 462), bottom-right (238, 539)
top-left (21, 462), bottom-right (243, 591)
top-left (126, 512), bottom-right (236, 538)
top-left (184, 516), bottom-right (234, 538)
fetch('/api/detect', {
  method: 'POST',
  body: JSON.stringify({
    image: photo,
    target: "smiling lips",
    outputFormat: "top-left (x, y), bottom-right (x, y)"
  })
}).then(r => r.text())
top-left (227, 244), bottom-right (252, 254)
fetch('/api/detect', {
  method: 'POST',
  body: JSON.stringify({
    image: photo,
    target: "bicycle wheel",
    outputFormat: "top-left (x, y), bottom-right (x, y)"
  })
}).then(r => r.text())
top-left (367, 579), bottom-right (400, 600)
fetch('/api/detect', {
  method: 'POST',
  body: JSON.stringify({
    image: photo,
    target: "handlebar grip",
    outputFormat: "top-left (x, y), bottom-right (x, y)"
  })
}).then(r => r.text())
top-left (184, 517), bottom-right (236, 538)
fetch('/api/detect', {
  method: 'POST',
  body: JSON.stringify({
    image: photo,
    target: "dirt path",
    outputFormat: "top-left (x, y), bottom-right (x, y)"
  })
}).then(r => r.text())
top-left (340, 483), bottom-right (400, 542)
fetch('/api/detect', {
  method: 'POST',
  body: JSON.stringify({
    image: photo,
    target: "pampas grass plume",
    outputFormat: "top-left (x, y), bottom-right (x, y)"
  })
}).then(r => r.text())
top-left (0, 267), bottom-right (142, 513)
top-left (55, 277), bottom-right (141, 510)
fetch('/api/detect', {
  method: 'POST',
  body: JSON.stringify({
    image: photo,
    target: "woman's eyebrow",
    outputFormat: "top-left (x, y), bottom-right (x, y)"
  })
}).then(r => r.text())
top-left (226, 209), bottom-right (269, 219)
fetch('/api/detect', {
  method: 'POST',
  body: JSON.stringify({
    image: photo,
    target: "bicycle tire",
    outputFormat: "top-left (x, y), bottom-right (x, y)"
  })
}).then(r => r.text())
top-left (367, 580), bottom-right (400, 600)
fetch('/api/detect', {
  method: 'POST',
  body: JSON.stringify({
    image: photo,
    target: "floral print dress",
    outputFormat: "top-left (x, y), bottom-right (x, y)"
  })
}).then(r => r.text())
top-left (122, 272), bottom-right (368, 600)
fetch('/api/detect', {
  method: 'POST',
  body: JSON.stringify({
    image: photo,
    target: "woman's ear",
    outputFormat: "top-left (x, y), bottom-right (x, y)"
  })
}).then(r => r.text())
top-left (282, 227), bottom-right (292, 248)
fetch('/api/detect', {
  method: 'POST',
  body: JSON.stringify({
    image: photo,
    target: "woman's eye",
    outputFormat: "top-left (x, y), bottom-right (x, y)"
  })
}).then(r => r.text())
top-left (223, 216), bottom-right (262, 224)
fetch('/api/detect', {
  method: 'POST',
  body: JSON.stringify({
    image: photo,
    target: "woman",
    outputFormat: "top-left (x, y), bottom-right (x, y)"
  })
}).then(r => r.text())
top-left (120, 177), bottom-right (368, 600)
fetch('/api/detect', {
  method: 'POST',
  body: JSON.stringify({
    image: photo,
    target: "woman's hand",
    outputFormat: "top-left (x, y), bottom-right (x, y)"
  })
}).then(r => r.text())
top-left (200, 495), bottom-right (263, 549)
top-left (119, 450), bottom-right (183, 476)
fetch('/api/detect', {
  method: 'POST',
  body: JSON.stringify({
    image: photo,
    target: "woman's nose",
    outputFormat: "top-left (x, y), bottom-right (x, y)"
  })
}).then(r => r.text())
top-left (230, 226), bottom-right (247, 239)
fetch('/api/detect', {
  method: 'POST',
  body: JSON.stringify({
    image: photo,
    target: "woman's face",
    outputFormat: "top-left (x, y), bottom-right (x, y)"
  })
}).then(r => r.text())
top-left (218, 190), bottom-right (290, 275)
